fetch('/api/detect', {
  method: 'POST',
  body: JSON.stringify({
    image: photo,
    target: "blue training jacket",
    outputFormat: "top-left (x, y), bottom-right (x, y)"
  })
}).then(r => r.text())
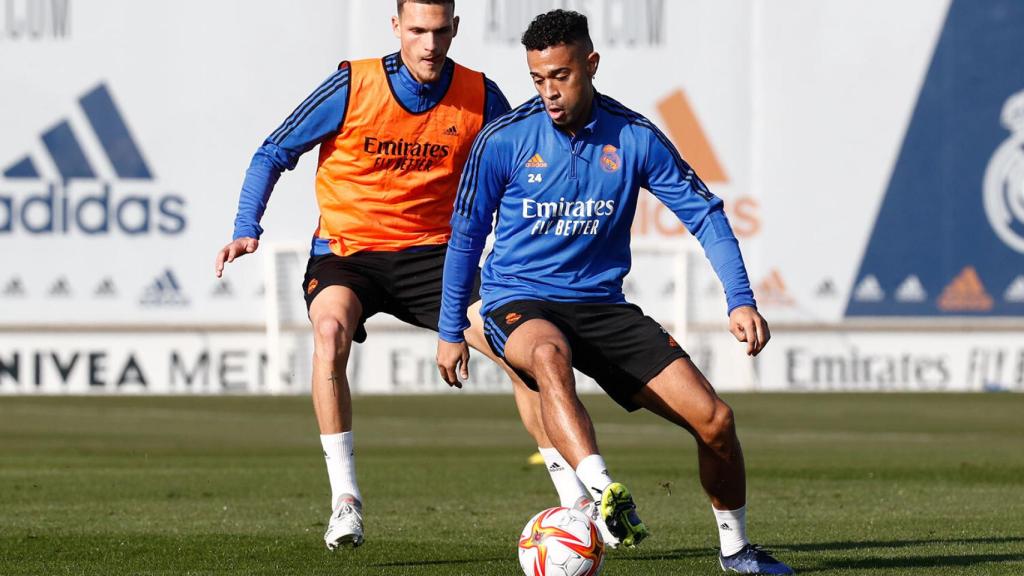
top-left (438, 93), bottom-right (756, 343)
top-left (231, 52), bottom-right (511, 256)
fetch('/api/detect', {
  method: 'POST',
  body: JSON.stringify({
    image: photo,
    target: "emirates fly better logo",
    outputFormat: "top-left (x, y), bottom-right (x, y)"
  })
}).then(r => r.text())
top-left (0, 83), bottom-right (186, 235)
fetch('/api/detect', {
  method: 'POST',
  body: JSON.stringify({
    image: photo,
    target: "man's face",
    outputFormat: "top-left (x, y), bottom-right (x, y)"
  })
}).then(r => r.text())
top-left (392, 3), bottom-right (459, 84)
top-left (527, 43), bottom-right (599, 131)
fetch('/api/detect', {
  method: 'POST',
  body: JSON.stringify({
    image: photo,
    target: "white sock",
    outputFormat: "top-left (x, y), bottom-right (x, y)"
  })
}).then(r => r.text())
top-left (713, 505), bottom-right (749, 556)
top-left (539, 447), bottom-right (591, 508)
top-left (575, 454), bottom-right (615, 501)
top-left (320, 432), bottom-right (361, 506)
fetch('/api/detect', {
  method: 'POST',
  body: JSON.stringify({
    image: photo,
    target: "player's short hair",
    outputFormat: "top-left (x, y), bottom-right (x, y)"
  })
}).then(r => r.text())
top-left (521, 9), bottom-right (594, 53)
top-left (397, 0), bottom-right (454, 14)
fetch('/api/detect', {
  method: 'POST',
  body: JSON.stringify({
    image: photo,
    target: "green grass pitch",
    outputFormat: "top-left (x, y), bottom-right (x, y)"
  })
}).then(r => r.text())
top-left (1, 393), bottom-right (1022, 575)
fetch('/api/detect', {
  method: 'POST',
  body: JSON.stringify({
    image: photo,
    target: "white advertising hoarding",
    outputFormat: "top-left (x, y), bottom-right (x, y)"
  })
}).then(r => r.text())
top-left (2, 0), bottom-right (1022, 394)
top-left (3, 328), bottom-right (1021, 394)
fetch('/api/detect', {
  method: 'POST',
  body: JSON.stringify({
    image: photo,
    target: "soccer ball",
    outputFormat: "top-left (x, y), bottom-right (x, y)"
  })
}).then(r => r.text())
top-left (518, 507), bottom-right (605, 576)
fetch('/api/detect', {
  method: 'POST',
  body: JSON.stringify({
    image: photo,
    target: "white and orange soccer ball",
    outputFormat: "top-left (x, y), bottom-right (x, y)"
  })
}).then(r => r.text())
top-left (518, 507), bottom-right (605, 576)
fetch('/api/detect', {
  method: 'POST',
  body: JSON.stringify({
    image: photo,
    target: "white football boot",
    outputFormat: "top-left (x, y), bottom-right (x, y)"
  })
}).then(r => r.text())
top-left (324, 494), bottom-right (364, 550)
top-left (574, 496), bottom-right (620, 549)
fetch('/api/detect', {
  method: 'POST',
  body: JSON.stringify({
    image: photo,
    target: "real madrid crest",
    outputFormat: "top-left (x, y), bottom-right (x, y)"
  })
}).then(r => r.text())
top-left (984, 88), bottom-right (1024, 254)
top-left (600, 145), bottom-right (621, 173)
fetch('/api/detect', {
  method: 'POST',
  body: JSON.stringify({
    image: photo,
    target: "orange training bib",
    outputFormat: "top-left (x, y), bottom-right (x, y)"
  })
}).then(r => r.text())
top-left (313, 57), bottom-right (486, 256)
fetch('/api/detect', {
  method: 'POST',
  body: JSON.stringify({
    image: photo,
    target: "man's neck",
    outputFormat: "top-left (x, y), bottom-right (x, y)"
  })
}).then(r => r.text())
top-left (398, 52), bottom-right (436, 85)
top-left (563, 89), bottom-right (595, 138)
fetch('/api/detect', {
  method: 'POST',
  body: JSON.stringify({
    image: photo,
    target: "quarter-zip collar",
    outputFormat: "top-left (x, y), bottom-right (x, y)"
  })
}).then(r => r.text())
top-left (393, 52), bottom-right (455, 109)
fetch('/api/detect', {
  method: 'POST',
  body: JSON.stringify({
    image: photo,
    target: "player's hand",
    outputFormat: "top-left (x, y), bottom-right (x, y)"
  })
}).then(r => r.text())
top-left (729, 306), bottom-right (771, 357)
top-left (436, 339), bottom-right (470, 389)
top-left (215, 237), bottom-right (259, 278)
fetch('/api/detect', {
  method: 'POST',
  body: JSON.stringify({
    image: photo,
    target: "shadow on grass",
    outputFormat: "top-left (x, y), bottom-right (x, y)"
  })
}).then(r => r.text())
top-left (783, 536), bottom-right (1024, 573)
top-left (797, 553), bottom-right (1024, 573)
top-left (783, 535), bottom-right (1024, 552)
top-left (620, 536), bottom-right (1024, 573)
top-left (371, 557), bottom-right (507, 568)
top-left (616, 547), bottom-right (713, 561)
top-left (371, 545), bottom-right (715, 568)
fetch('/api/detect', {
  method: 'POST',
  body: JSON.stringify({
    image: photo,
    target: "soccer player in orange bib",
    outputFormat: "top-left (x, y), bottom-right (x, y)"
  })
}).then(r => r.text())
top-left (215, 0), bottom-right (600, 550)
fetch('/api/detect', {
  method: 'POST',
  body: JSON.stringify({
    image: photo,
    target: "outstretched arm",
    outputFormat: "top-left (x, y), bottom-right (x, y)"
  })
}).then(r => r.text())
top-left (216, 65), bottom-right (352, 276)
top-left (641, 123), bottom-right (769, 355)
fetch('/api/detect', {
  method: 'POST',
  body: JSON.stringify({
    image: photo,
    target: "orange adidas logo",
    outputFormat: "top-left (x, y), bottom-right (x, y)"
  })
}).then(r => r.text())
top-left (657, 89), bottom-right (728, 184)
top-left (937, 266), bottom-right (994, 312)
top-left (525, 153), bottom-right (547, 168)
top-left (505, 312), bottom-right (523, 325)
top-left (307, 279), bottom-right (319, 295)
top-left (755, 269), bottom-right (794, 306)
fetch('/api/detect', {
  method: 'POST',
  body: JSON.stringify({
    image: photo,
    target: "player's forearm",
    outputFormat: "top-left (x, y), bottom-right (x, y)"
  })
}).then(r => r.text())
top-left (231, 148), bottom-right (285, 240)
top-left (232, 68), bottom-right (351, 240)
top-left (438, 233), bottom-right (485, 343)
top-left (703, 237), bottom-right (756, 313)
top-left (695, 210), bottom-right (756, 314)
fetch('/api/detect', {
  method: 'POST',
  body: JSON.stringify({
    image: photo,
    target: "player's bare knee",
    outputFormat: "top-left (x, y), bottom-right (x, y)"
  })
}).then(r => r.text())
top-left (313, 317), bottom-right (352, 359)
top-left (530, 341), bottom-right (570, 371)
top-left (700, 402), bottom-right (736, 452)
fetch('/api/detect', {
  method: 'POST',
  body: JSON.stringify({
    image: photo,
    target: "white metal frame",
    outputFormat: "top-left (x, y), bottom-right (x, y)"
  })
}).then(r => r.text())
top-left (264, 242), bottom-right (309, 395)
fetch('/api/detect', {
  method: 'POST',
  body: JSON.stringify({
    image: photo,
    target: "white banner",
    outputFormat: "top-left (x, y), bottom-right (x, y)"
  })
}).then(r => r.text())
top-left (3, 1), bottom-right (1022, 394)
top-left (2, 328), bottom-right (1020, 394)
top-left (0, 332), bottom-right (283, 394)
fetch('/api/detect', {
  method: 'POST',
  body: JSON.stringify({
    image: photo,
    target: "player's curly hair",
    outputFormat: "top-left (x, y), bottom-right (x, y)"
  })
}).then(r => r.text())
top-left (521, 9), bottom-right (593, 53)
top-left (397, 0), bottom-right (454, 14)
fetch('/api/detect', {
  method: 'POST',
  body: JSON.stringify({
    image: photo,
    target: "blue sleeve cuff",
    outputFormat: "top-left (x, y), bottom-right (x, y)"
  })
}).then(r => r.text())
top-left (727, 297), bottom-right (758, 316)
top-left (232, 223), bottom-right (264, 241)
top-left (438, 330), bottom-right (466, 344)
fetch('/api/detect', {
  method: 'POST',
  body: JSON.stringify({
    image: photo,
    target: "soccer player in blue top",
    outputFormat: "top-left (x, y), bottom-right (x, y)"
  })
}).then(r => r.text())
top-left (437, 10), bottom-right (794, 574)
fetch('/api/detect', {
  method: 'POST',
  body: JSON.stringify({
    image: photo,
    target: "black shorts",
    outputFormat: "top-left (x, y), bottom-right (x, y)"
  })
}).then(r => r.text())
top-left (483, 300), bottom-right (688, 411)
top-left (302, 245), bottom-right (481, 343)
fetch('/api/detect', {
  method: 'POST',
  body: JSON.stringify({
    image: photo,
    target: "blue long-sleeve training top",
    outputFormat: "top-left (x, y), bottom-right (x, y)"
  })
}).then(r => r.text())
top-left (438, 93), bottom-right (756, 343)
top-left (231, 52), bottom-right (511, 256)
